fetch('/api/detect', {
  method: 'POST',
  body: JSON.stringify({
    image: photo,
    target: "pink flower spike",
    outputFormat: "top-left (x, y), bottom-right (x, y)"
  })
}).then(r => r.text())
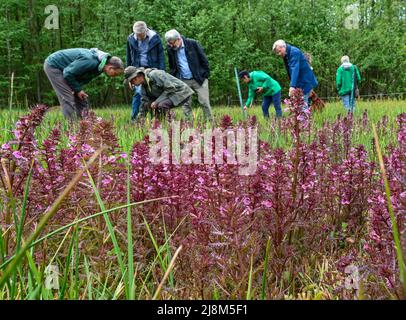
top-left (2, 143), bottom-right (11, 150)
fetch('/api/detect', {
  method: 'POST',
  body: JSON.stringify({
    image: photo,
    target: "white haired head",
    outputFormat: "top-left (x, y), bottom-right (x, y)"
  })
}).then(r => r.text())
top-left (133, 21), bottom-right (148, 35)
top-left (272, 40), bottom-right (286, 52)
top-left (341, 55), bottom-right (350, 64)
top-left (165, 29), bottom-right (181, 42)
top-left (165, 29), bottom-right (182, 49)
top-left (272, 40), bottom-right (287, 57)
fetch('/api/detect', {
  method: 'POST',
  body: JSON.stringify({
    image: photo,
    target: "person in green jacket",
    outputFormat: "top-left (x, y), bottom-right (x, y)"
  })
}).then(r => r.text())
top-left (238, 70), bottom-right (282, 118)
top-left (336, 55), bottom-right (361, 113)
top-left (44, 48), bottom-right (124, 120)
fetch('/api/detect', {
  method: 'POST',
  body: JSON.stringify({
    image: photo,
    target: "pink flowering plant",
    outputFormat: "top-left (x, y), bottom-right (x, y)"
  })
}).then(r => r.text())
top-left (0, 102), bottom-right (405, 299)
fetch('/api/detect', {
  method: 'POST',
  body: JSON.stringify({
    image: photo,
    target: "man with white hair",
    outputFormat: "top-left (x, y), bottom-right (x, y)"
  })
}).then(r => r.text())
top-left (165, 29), bottom-right (212, 121)
top-left (126, 21), bottom-right (165, 120)
top-left (336, 55), bottom-right (361, 113)
top-left (272, 39), bottom-right (318, 109)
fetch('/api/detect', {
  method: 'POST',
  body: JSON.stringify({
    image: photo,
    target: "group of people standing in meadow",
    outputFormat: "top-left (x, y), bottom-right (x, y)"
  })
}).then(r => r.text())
top-left (43, 21), bottom-right (361, 122)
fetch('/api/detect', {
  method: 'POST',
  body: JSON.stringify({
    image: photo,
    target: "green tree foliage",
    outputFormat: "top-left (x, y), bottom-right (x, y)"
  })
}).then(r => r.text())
top-left (0, 0), bottom-right (405, 108)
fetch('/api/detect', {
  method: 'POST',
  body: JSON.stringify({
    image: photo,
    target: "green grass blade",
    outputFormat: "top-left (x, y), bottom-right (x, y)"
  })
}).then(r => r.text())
top-left (15, 160), bottom-right (34, 252)
top-left (59, 225), bottom-right (77, 299)
top-left (246, 254), bottom-right (254, 300)
top-left (373, 124), bottom-right (406, 297)
top-left (261, 237), bottom-right (271, 300)
top-left (152, 245), bottom-right (182, 300)
top-left (162, 213), bottom-right (174, 288)
top-left (126, 163), bottom-right (135, 300)
top-left (141, 213), bottom-right (166, 272)
top-left (85, 167), bottom-right (126, 281)
top-left (137, 215), bottom-right (187, 299)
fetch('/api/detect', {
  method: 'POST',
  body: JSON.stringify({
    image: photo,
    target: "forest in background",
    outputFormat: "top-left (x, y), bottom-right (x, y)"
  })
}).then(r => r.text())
top-left (0, 0), bottom-right (405, 108)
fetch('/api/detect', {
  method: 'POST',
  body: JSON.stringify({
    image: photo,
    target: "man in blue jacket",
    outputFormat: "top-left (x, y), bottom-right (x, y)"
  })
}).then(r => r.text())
top-left (165, 29), bottom-right (212, 121)
top-left (272, 40), bottom-right (318, 109)
top-left (44, 48), bottom-right (123, 121)
top-left (126, 21), bottom-right (165, 120)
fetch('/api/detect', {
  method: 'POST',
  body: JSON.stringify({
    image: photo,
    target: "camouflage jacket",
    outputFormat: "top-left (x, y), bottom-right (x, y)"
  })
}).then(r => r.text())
top-left (139, 69), bottom-right (193, 116)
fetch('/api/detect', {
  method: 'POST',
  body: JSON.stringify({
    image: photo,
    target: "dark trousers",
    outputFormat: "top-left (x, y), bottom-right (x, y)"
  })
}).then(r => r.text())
top-left (143, 99), bottom-right (174, 119)
top-left (262, 91), bottom-right (282, 118)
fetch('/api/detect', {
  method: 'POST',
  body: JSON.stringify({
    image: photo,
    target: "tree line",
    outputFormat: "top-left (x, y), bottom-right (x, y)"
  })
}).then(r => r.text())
top-left (1, 0), bottom-right (405, 108)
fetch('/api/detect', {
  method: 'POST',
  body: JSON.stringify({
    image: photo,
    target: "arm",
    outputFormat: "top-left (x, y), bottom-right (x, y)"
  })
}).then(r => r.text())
top-left (157, 39), bottom-right (166, 70)
top-left (152, 73), bottom-right (179, 104)
top-left (138, 86), bottom-right (150, 118)
top-left (336, 68), bottom-right (342, 91)
top-left (126, 39), bottom-right (132, 67)
top-left (195, 41), bottom-right (210, 79)
top-left (289, 51), bottom-right (300, 88)
top-left (257, 73), bottom-right (273, 92)
top-left (63, 56), bottom-right (97, 92)
top-left (356, 66), bottom-right (361, 84)
top-left (245, 84), bottom-right (255, 107)
top-left (167, 48), bottom-right (176, 76)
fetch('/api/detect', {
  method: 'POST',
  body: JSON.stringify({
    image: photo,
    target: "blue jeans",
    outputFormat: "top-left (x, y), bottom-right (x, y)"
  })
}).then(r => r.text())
top-left (341, 94), bottom-right (356, 113)
top-left (262, 91), bottom-right (282, 118)
top-left (131, 85), bottom-right (142, 120)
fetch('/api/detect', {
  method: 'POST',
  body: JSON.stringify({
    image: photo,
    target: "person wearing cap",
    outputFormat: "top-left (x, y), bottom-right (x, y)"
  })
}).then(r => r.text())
top-left (126, 21), bottom-right (165, 120)
top-left (336, 55), bottom-right (361, 113)
top-left (272, 40), bottom-right (318, 109)
top-left (164, 29), bottom-right (212, 121)
top-left (44, 48), bottom-right (124, 120)
top-left (123, 67), bottom-right (193, 119)
top-left (239, 70), bottom-right (282, 118)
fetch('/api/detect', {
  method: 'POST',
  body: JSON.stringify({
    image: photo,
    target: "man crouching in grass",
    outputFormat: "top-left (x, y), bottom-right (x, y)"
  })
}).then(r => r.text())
top-left (123, 66), bottom-right (193, 120)
top-left (44, 48), bottom-right (124, 121)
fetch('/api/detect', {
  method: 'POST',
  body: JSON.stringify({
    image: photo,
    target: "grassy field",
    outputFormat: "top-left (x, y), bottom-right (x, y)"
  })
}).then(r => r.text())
top-left (0, 99), bottom-right (405, 300)
top-left (1, 99), bottom-right (405, 151)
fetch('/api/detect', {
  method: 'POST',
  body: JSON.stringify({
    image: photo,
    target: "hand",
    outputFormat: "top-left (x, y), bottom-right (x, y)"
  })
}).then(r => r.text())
top-left (151, 101), bottom-right (158, 109)
top-left (77, 90), bottom-right (88, 100)
top-left (289, 87), bottom-right (296, 97)
top-left (256, 87), bottom-right (263, 93)
top-left (243, 105), bottom-right (247, 111)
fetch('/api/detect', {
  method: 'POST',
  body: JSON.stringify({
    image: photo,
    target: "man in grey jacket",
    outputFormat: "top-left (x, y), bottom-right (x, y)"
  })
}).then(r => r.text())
top-left (123, 66), bottom-right (193, 119)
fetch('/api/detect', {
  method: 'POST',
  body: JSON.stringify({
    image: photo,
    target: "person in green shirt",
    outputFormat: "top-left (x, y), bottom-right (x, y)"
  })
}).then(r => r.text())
top-left (336, 55), bottom-right (361, 113)
top-left (238, 70), bottom-right (282, 118)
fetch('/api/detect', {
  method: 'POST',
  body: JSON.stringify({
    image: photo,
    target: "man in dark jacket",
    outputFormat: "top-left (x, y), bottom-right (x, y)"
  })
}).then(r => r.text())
top-left (44, 48), bottom-right (123, 120)
top-left (272, 40), bottom-right (318, 109)
top-left (123, 67), bottom-right (194, 119)
top-left (126, 21), bottom-right (165, 120)
top-left (165, 29), bottom-right (212, 120)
